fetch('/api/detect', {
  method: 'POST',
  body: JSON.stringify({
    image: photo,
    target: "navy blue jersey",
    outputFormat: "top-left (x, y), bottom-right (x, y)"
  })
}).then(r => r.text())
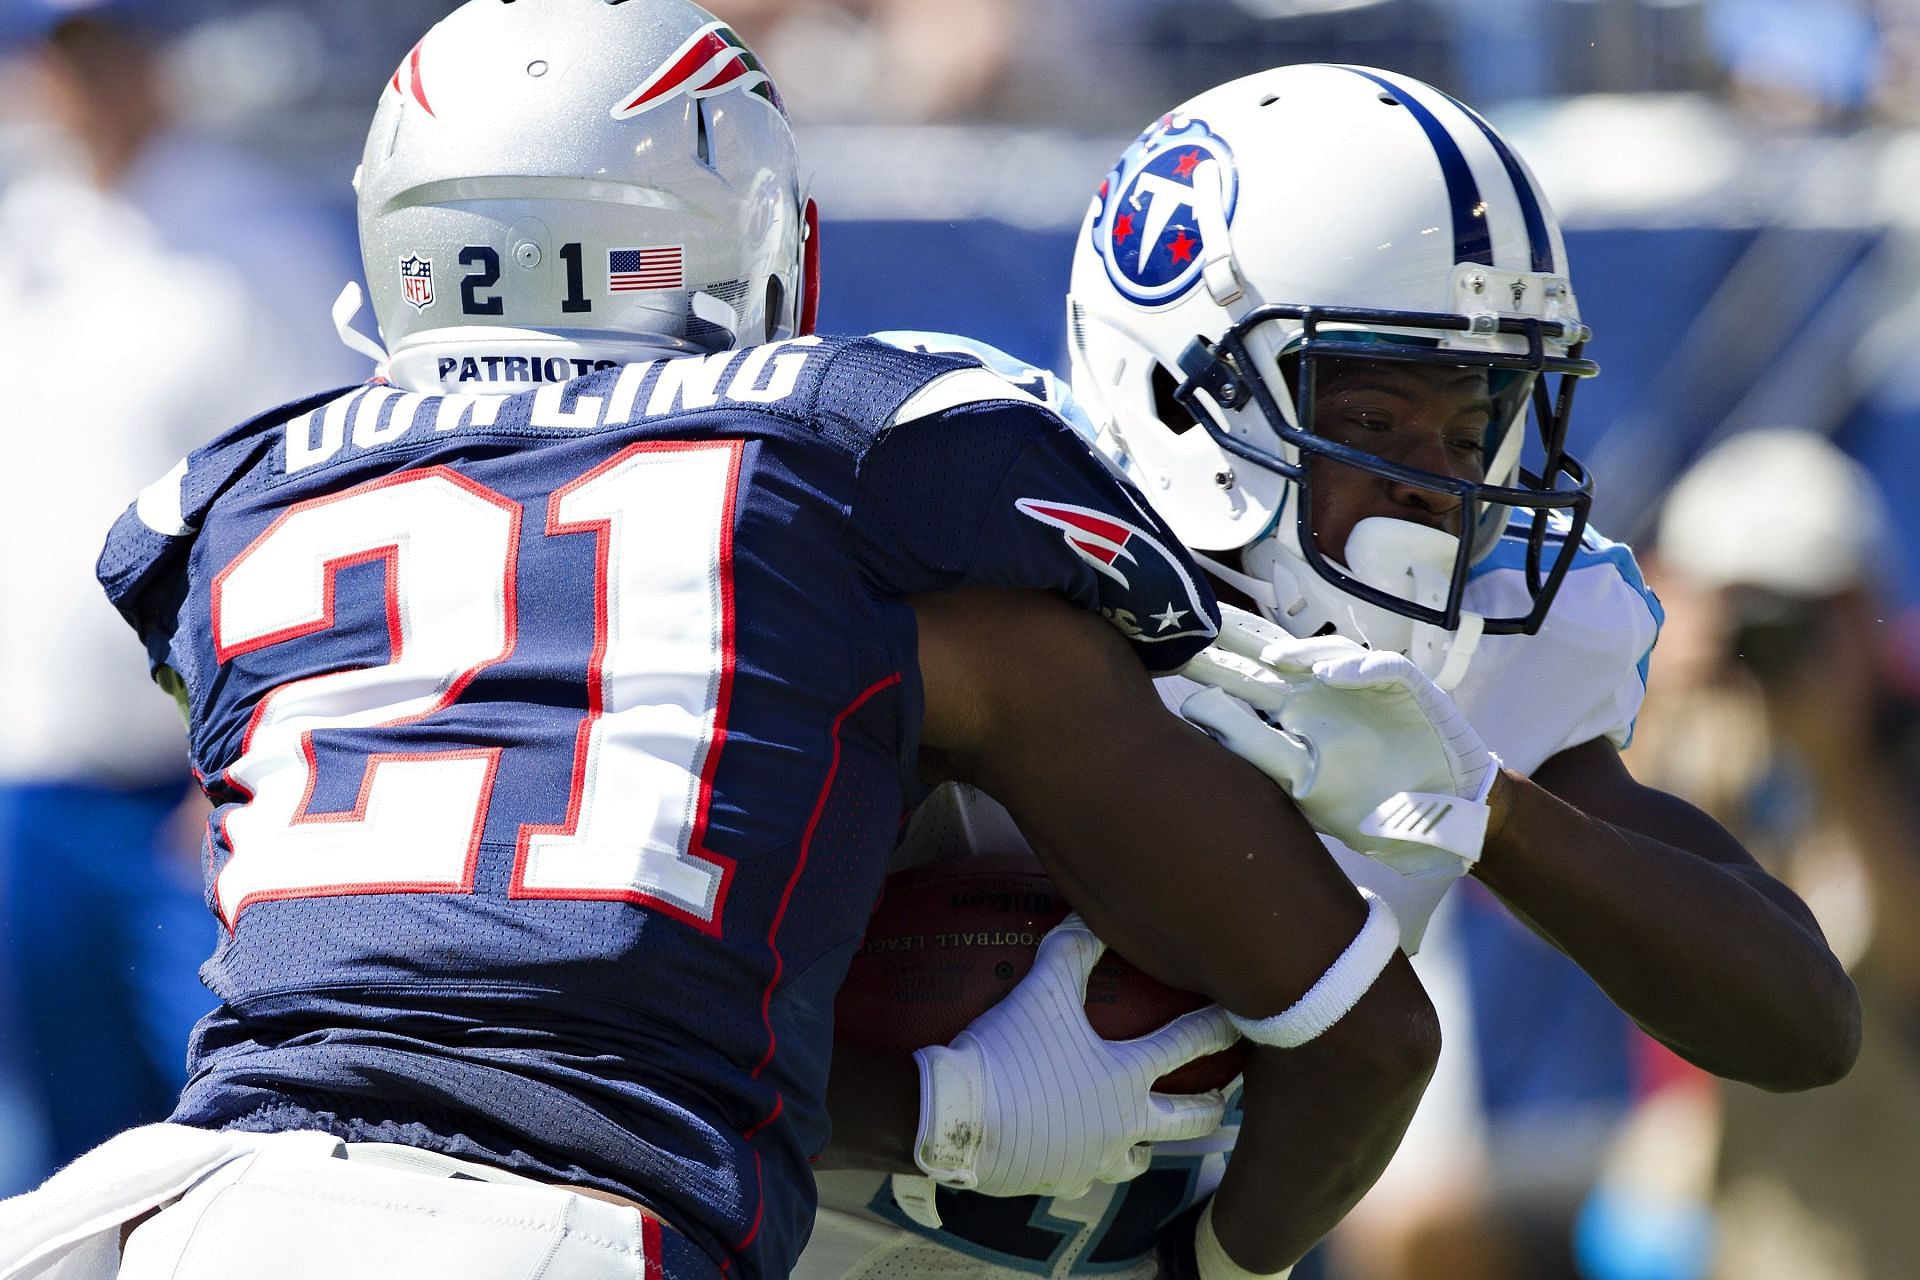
top-left (96, 335), bottom-right (1218, 1280)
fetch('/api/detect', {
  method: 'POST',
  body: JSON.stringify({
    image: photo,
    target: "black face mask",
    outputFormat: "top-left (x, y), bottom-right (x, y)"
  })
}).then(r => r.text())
top-left (1174, 303), bottom-right (1598, 636)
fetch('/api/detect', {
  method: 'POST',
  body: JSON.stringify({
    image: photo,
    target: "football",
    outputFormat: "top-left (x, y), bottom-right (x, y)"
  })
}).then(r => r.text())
top-left (835, 854), bottom-right (1246, 1093)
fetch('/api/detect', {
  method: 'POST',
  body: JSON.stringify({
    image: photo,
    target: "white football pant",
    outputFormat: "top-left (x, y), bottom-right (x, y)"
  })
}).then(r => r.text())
top-left (0, 1124), bottom-right (712, 1280)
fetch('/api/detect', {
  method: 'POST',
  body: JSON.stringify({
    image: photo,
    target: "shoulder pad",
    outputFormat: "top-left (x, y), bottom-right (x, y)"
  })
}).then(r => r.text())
top-left (805, 336), bottom-right (980, 449)
top-left (892, 365), bottom-right (1049, 427)
top-left (876, 330), bottom-right (1094, 442)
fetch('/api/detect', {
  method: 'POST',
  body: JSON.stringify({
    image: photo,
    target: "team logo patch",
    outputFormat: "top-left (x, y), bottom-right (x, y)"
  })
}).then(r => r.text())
top-left (611, 22), bottom-right (784, 119)
top-left (1089, 115), bottom-right (1238, 307)
top-left (1015, 498), bottom-right (1217, 643)
top-left (608, 246), bottom-right (685, 292)
top-left (399, 254), bottom-right (435, 311)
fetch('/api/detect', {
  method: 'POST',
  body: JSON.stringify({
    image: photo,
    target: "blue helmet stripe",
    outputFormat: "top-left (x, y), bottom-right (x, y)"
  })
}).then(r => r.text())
top-left (1336, 66), bottom-right (1492, 267)
top-left (1449, 97), bottom-right (1556, 273)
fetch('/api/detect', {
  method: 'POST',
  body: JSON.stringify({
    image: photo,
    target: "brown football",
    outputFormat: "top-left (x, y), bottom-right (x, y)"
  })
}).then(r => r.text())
top-left (835, 854), bottom-right (1246, 1093)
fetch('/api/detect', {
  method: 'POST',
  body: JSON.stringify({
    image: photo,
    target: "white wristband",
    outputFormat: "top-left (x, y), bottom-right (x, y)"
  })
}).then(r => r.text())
top-left (1195, 1200), bottom-right (1293, 1280)
top-left (1225, 888), bottom-right (1400, 1048)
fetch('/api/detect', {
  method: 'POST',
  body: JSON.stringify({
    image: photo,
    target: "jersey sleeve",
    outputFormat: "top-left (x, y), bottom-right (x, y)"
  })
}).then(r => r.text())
top-left (848, 367), bottom-right (1219, 675)
top-left (97, 388), bottom-right (341, 700)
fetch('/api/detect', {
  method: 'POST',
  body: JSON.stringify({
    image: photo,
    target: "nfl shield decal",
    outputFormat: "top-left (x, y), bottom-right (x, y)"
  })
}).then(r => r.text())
top-left (400, 254), bottom-right (435, 311)
top-left (1089, 115), bottom-right (1238, 307)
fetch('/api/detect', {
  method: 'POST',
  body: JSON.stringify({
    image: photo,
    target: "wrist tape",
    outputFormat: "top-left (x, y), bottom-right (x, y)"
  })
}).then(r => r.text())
top-left (1225, 888), bottom-right (1400, 1048)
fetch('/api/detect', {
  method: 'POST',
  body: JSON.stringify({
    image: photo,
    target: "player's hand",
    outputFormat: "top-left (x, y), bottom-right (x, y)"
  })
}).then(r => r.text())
top-left (913, 914), bottom-right (1237, 1199)
top-left (1178, 605), bottom-right (1500, 879)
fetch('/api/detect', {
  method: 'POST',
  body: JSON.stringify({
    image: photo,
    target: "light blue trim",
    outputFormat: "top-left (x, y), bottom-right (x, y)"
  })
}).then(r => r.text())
top-left (862, 1180), bottom-right (1090, 1275)
top-left (1472, 516), bottom-right (1665, 745)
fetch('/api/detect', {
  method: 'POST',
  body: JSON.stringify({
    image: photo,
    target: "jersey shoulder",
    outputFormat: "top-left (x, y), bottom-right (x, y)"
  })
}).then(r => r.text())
top-left (98, 384), bottom-right (356, 620)
top-left (1474, 518), bottom-right (1664, 660)
top-left (845, 337), bottom-right (1219, 673)
top-left (805, 334), bottom-right (1009, 449)
top-left (874, 330), bottom-right (1092, 439)
top-left (1461, 518), bottom-right (1665, 770)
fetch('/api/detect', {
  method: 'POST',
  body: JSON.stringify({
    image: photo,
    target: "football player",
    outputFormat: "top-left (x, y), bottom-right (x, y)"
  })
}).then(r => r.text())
top-left (802, 64), bottom-right (1861, 1280)
top-left (0, 14), bottom-right (1449, 1280)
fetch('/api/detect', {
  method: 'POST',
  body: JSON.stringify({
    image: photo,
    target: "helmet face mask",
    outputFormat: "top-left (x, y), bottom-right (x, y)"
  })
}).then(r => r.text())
top-left (1066, 64), bottom-right (1599, 684)
top-left (1174, 301), bottom-right (1595, 636)
top-left (355, 0), bottom-right (814, 391)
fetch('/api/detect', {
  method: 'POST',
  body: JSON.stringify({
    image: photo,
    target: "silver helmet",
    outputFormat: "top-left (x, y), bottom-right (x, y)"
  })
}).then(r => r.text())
top-left (355, 0), bottom-right (817, 390)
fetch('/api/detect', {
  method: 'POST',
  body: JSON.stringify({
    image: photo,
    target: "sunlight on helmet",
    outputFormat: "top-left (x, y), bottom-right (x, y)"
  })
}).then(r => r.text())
top-left (1066, 64), bottom-right (1599, 687)
top-left (353, 0), bottom-right (813, 397)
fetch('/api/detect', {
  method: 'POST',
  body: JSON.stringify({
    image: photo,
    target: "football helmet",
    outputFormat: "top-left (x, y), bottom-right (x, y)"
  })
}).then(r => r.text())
top-left (1066, 65), bottom-right (1596, 688)
top-left (354, 0), bottom-right (817, 390)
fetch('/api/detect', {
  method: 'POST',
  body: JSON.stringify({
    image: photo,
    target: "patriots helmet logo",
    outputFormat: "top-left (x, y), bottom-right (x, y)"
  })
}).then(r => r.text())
top-left (1015, 499), bottom-right (1217, 643)
top-left (387, 39), bottom-right (436, 117)
top-left (612, 22), bottom-right (785, 120)
top-left (1089, 115), bottom-right (1238, 307)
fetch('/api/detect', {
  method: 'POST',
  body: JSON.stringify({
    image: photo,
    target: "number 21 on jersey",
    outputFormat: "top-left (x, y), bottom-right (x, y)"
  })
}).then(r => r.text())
top-left (209, 441), bottom-right (740, 934)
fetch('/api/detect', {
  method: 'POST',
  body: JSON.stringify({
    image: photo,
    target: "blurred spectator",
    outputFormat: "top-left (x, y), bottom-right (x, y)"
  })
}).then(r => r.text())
top-left (0, 0), bottom-right (366, 1193)
top-left (725, 0), bottom-right (1021, 123)
top-left (1705, 0), bottom-right (1882, 126)
top-left (1432, 0), bottom-right (1554, 106)
top-left (1591, 428), bottom-right (1920, 1280)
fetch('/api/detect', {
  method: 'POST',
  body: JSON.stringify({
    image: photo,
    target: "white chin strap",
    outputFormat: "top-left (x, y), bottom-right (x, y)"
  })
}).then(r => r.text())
top-left (1228, 517), bottom-right (1484, 691)
top-left (333, 282), bottom-right (390, 370)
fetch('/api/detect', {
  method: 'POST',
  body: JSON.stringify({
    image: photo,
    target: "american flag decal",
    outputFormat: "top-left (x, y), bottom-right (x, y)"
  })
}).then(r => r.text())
top-left (608, 247), bottom-right (685, 292)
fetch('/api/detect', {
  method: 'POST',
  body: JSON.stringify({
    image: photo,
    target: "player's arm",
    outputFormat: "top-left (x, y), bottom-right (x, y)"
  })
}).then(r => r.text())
top-left (911, 586), bottom-right (1441, 1273)
top-left (1474, 739), bottom-right (1860, 1091)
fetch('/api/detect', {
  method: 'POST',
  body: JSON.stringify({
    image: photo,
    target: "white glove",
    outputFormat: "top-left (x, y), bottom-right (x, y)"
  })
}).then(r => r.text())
top-left (913, 913), bottom-right (1238, 1199)
top-left (1178, 605), bottom-right (1501, 878)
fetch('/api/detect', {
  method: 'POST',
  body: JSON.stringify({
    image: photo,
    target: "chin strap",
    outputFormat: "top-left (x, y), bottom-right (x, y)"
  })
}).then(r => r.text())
top-left (690, 290), bottom-right (740, 348)
top-left (1189, 161), bottom-right (1244, 308)
top-left (332, 281), bottom-right (390, 370)
top-left (1191, 550), bottom-right (1300, 621)
top-left (1420, 612), bottom-right (1482, 691)
top-left (1232, 518), bottom-right (1487, 692)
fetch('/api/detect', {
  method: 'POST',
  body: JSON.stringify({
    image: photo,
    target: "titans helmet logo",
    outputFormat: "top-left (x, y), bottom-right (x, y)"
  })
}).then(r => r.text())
top-left (1089, 115), bottom-right (1238, 308)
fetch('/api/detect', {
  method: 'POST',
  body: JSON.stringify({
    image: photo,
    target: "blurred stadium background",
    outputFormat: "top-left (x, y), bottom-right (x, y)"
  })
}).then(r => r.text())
top-left (3, 2), bottom-right (1917, 1279)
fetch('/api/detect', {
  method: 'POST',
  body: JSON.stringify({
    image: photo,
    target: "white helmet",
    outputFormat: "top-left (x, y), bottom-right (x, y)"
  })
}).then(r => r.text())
top-left (353, 0), bottom-right (818, 392)
top-left (1067, 64), bottom-right (1596, 687)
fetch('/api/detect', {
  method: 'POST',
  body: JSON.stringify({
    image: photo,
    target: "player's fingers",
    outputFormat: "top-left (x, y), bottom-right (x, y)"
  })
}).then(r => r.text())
top-left (1178, 649), bottom-right (1298, 714)
top-left (1180, 688), bottom-right (1314, 792)
top-left (1255, 634), bottom-right (1368, 675)
top-left (1310, 648), bottom-right (1421, 692)
top-left (1128, 1003), bottom-right (1239, 1077)
top-left (1095, 1142), bottom-right (1155, 1187)
top-left (1036, 911), bottom-right (1105, 989)
top-left (1211, 603), bottom-right (1299, 661)
top-left (1144, 1090), bottom-right (1229, 1143)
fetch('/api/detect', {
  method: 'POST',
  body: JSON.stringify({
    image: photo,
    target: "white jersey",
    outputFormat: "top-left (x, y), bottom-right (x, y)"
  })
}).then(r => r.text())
top-left (795, 336), bottom-right (1662, 1280)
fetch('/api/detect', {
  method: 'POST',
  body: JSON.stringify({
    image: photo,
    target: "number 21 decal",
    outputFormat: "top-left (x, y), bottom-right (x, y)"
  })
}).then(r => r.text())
top-left (209, 442), bottom-right (740, 934)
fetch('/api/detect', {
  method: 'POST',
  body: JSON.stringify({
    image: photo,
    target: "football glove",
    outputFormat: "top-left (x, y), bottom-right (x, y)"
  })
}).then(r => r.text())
top-left (1178, 605), bottom-right (1500, 880)
top-left (912, 913), bottom-right (1237, 1199)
